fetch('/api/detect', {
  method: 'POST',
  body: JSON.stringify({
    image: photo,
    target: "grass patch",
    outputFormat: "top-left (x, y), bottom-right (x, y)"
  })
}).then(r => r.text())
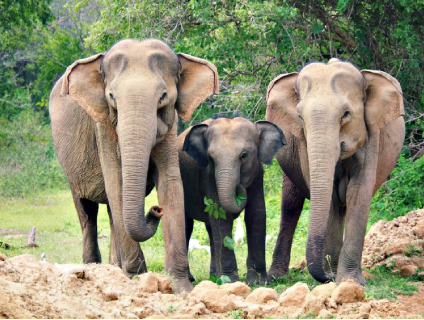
top-left (364, 266), bottom-right (418, 300)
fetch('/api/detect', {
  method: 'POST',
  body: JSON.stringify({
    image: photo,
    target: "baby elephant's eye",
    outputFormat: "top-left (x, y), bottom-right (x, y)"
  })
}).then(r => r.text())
top-left (342, 110), bottom-right (350, 119)
top-left (240, 151), bottom-right (248, 160)
top-left (159, 92), bottom-right (167, 101)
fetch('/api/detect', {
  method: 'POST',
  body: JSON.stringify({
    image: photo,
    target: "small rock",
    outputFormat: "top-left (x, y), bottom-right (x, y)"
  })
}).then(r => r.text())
top-left (319, 309), bottom-right (333, 319)
top-left (399, 265), bottom-right (418, 277)
top-left (291, 258), bottom-right (306, 271)
top-left (133, 306), bottom-right (157, 318)
top-left (191, 280), bottom-right (220, 298)
top-left (0, 253), bottom-right (7, 261)
top-left (246, 288), bottom-right (278, 304)
top-left (221, 281), bottom-right (250, 298)
top-left (137, 272), bottom-right (160, 293)
top-left (102, 288), bottom-right (119, 301)
top-left (331, 280), bottom-right (365, 304)
top-left (201, 289), bottom-right (235, 313)
top-left (325, 298), bottom-right (337, 310)
top-left (409, 257), bottom-right (424, 269)
top-left (157, 274), bottom-right (173, 294)
top-left (311, 282), bottom-right (336, 299)
top-left (279, 282), bottom-right (309, 307)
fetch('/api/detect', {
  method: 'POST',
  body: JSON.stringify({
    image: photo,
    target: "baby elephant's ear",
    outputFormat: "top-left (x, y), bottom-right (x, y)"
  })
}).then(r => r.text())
top-left (255, 121), bottom-right (286, 165)
top-left (176, 53), bottom-right (219, 122)
top-left (61, 53), bottom-right (108, 122)
top-left (183, 123), bottom-right (209, 169)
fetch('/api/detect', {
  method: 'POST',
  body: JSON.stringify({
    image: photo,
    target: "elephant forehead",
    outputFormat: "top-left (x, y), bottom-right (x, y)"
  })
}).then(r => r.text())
top-left (208, 118), bottom-right (258, 146)
top-left (103, 39), bottom-right (179, 75)
top-left (297, 62), bottom-right (363, 96)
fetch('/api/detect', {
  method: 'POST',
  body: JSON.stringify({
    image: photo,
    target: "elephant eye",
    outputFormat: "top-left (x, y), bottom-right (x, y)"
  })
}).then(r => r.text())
top-left (240, 151), bottom-right (248, 161)
top-left (208, 154), bottom-right (213, 162)
top-left (342, 110), bottom-right (350, 119)
top-left (159, 92), bottom-right (167, 101)
top-left (109, 93), bottom-right (115, 100)
top-left (298, 114), bottom-right (303, 121)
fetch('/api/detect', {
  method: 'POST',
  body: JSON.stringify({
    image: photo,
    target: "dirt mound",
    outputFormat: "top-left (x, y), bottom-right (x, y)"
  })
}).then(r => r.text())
top-left (362, 208), bottom-right (424, 275)
top-left (1, 254), bottom-right (424, 318)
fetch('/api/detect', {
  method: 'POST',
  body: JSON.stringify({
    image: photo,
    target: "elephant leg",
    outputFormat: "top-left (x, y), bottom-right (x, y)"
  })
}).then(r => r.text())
top-left (107, 204), bottom-right (121, 267)
top-left (71, 188), bottom-right (101, 264)
top-left (269, 173), bottom-right (305, 278)
top-left (336, 133), bottom-right (379, 285)
top-left (209, 213), bottom-right (239, 282)
top-left (205, 222), bottom-right (218, 276)
top-left (323, 203), bottom-right (345, 277)
top-left (151, 128), bottom-right (192, 293)
top-left (185, 215), bottom-right (195, 282)
top-left (244, 176), bottom-right (267, 285)
top-left (96, 121), bottom-right (146, 277)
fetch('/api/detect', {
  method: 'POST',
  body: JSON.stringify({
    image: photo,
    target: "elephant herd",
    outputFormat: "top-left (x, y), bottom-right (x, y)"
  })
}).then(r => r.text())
top-left (49, 39), bottom-right (405, 293)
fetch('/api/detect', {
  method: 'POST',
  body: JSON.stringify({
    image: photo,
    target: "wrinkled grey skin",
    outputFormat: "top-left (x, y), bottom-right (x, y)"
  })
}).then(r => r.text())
top-left (178, 117), bottom-right (286, 284)
top-left (266, 59), bottom-right (405, 284)
top-left (49, 39), bottom-right (219, 293)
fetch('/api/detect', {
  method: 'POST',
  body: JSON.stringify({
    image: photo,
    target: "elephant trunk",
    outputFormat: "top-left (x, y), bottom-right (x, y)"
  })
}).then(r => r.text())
top-left (305, 112), bottom-right (340, 283)
top-left (118, 97), bottom-right (161, 242)
top-left (215, 163), bottom-right (247, 214)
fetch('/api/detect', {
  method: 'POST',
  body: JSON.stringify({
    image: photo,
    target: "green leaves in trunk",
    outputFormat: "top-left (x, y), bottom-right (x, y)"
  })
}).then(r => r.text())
top-left (235, 193), bottom-right (247, 207)
top-left (223, 236), bottom-right (235, 251)
top-left (204, 197), bottom-right (226, 220)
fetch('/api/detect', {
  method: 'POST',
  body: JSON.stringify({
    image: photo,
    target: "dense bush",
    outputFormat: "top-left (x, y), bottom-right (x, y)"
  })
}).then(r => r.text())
top-left (0, 108), bottom-right (67, 197)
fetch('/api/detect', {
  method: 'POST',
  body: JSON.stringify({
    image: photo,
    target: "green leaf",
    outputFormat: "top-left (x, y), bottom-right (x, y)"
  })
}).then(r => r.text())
top-left (204, 206), bottom-right (209, 212)
top-left (236, 193), bottom-right (247, 200)
top-left (208, 199), bottom-right (214, 205)
top-left (213, 203), bottom-right (218, 210)
top-left (219, 208), bottom-right (227, 220)
top-left (219, 275), bottom-right (231, 285)
top-left (204, 197), bottom-right (210, 206)
top-left (235, 197), bottom-right (241, 207)
top-left (213, 209), bottom-right (219, 219)
top-left (223, 236), bottom-right (235, 250)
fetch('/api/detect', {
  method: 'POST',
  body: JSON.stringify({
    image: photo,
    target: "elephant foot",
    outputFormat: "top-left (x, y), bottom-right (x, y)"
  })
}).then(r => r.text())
top-left (246, 270), bottom-right (268, 285)
top-left (335, 270), bottom-right (366, 286)
top-left (173, 277), bottom-right (193, 293)
top-left (267, 266), bottom-right (288, 280)
top-left (83, 253), bottom-right (101, 264)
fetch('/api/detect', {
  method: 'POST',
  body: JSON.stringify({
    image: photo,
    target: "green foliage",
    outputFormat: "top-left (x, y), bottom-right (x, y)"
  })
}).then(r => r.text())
top-left (405, 244), bottom-right (421, 257)
top-left (227, 308), bottom-right (245, 319)
top-left (204, 197), bottom-right (226, 220)
top-left (209, 274), bottom-right (232, 285)
top-left (235, 193), bottom-right (246, 207)
top-left (166, 305), bottom-right (177, 313)
top-left (0, 108), bottom-right (67, 197)
top-left (370, 154), bottom-right (424, 224)
top-left (223, 236), bottom-right (235, 251)
top-left (365, 266), bottom-right (418, 300)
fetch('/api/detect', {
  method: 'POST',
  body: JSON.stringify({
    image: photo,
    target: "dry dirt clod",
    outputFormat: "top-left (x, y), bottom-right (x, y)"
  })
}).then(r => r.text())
top-left (311, 282), bottom-right (337, 299)
top-left (279, 282), bottom-right (309, 307)
top-left (318, 308), bottom-right (333, 319)
top-left (400, 265), bottom-right (418, 277)
top-left (221, 281), bottom-right (250, 298)
top-left (200, 288), bottom-right (236, 313)
top-left (331, 280), bottom-right (365, 304)
top-left (246, 287), bottom-right (278, 304)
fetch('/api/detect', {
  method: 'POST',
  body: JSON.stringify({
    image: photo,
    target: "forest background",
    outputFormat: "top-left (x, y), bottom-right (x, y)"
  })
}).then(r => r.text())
top-left (0, 0), bottom-right (423, 229)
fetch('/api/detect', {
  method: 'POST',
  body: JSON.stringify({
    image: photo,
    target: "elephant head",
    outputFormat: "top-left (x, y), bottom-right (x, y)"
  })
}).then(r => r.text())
top-left (183, 117), bottom-right (285, 214)
top-left (266, 58), bottom-right (404, 282)
top-left (61, 39), bottom-right (218, 242)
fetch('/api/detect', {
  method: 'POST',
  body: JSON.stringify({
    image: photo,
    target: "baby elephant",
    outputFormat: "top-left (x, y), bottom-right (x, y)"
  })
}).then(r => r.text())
top-left (178, 117), bottom-right (286, 284)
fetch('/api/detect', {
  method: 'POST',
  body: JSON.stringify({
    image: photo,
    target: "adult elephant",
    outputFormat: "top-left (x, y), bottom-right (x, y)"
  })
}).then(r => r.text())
top-left (179, 117), bottom-right (285, 284)
top-left (266, 58), bottom-right (405, 284)
top-left (49, 39), bottom-right (219, 293)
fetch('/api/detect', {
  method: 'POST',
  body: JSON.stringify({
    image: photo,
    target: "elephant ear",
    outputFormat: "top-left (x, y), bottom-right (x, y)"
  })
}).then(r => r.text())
top-left (255, 121), bottom-right (286, 165)
top-left (182, 123), bottom-right (209, 169)
top-left (61, 53), bottom-right (108, 122)
top-left (362, 70), bottom-right (404, 134)
top-left (266, 72), bottom-right (303, 139)
top-left (176, 53), bottom-right (219, 122)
